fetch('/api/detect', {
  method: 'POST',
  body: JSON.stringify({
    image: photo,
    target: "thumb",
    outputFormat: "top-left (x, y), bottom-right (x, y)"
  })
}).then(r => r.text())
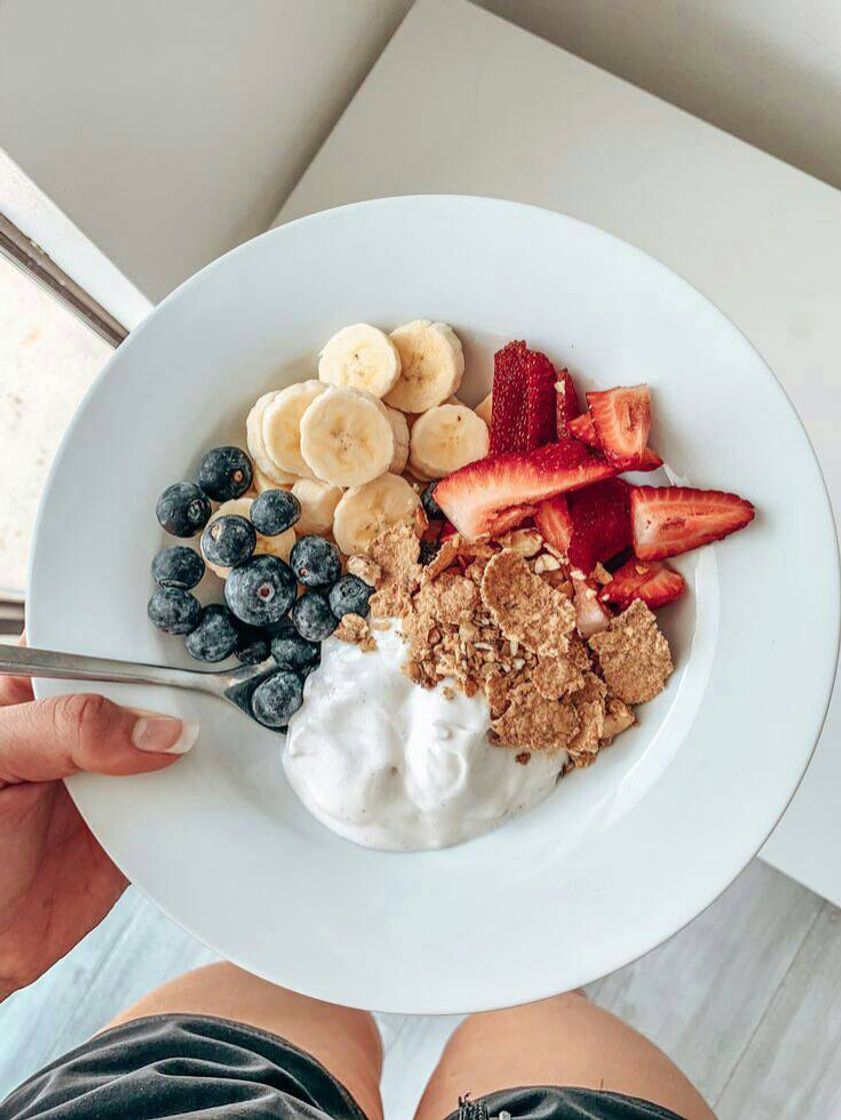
top-left (0, 694), bottom-right (198, 785)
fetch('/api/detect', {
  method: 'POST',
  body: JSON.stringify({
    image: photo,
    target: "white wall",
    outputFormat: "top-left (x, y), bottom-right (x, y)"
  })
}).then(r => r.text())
top-left (0, 0), bottom-right (412, 302)
top-left (479, 0), bottom-right (841, 190)
top-left (2, 0), bottom-right (839, 302)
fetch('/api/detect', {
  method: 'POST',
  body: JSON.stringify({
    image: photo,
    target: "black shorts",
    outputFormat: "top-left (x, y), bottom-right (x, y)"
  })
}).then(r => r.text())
top-left (0, 1014), bottom-right (687, 1120)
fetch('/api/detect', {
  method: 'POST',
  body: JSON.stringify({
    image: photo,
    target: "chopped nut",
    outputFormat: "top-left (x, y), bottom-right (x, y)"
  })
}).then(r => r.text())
top-left (533, 553), bottom-right (561, 574)
top-left (347, 555), bottom-right (382, 587)
top-left (499, 528), bottom-right (543, 557)
top-left (334, 613), bottom-right (377, 652)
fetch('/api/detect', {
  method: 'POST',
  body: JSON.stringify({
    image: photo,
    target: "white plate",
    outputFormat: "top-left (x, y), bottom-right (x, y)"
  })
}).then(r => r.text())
top-left (28, 196), bottom-right (839, 1013)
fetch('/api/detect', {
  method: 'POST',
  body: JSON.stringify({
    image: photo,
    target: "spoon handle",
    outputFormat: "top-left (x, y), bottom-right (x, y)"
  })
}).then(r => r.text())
top-left (0, 644), bottom-right (220, 696)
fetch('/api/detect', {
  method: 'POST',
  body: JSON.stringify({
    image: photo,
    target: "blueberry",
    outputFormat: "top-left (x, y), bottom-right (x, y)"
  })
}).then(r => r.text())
top-left (290, 535), bottom-right (342, 588)
top-left (290, 590), bottom-right (338, 642)
top-left (147, 587), bottom-right (201, 634)
top-left (419, 538), bottom-right (440, 565)
top-left (235, 626), bottom-right (271, 666)
top-left (421, 483), bottom-right (443, 521)
top-left (250, 669), bottom-right (304, 728)
top-left (225, 555), bottom-right (297, 626)
top-left (251, 489), bottom-right (301, 536)
top-left (197, 446), bottom-right (253, 502)
top-left (151, 546), bottom-right (205, 590)
top-left (328, 574), bottom-right (374, 619)
top-left (270, 623), bottom-right (321, 671)
top-left (201, 515), bottom-right (256, 568)
top-left (185, 604), bottom-right (239, 662)
top-left (156, 482), bottom-right (212, 537)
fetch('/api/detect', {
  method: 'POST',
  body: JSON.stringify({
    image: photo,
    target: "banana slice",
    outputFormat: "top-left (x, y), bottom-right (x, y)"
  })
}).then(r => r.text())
top-left (203, 498), bottom-right (295, 578)
top-left (332, 473), bottom-right (421, 556)
top-left (409, 403), bottom-right (489, 480)
top-left (261, 381), bottom-right (326, 480)
top-left (291, 478), bottom-right (343, 536)
top-left (384, 320), bottom-right (465, 412)
top-left (299, 386), bottom-right (395, 487)
top-left (252, 464), bottom-right (293, 493)
top-left (385, 406), bottom-right (410, 473)
top-left (245, 392), bottom-right (298, 486)
top-left (475, 392), bottom-right (493, 426)
top-left (318, 323), bottom-right (402, 399)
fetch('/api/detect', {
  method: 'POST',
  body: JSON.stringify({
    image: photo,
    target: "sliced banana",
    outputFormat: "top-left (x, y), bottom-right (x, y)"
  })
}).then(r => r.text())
top-left (409, 403), bottom-right (489, 480)
top-left (475, 392), bottom-right (493, 426)
top-left (261, 381), bottom-right (326, 480)
top-left (203, 498), bottom-right (295, 579)
top-left (299, 386), bottom-right (394, 487)
top-left (245, 392), bottom-right (298, 486)
top-left (291, 478), bottom-right (343, 536)
top-left (385, 406), bottom-right (410, 473)
top-left (384, 320), bottom-right (465, 412)
top-left (333, 473), bottom-right (421, 556)
top-left (318, 323), bottom-right (402, 399)
top-left (252, 464), bottom-right (293, 493)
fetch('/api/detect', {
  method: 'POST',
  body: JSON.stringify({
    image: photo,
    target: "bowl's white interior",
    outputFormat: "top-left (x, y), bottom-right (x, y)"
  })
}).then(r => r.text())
top-left (28, 197), bottom-right (839, 1013)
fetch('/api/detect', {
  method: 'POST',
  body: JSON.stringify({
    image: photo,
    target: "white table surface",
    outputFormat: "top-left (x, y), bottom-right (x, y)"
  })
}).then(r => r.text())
top-left (275, 0), bottom-right (841, 905)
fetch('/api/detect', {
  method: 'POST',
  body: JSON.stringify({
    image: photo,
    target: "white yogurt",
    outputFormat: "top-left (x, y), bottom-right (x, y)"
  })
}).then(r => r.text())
top-left (283, 626), bottom-right (565, 851)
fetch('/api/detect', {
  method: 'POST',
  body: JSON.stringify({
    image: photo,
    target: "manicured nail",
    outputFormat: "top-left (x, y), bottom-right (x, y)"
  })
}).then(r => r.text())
top-left (131, 715), bottom-right (199, 754)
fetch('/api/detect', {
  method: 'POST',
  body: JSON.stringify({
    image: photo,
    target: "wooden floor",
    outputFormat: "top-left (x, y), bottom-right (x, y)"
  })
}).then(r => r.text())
top-left (1, 859), bottom-right (839, 1118)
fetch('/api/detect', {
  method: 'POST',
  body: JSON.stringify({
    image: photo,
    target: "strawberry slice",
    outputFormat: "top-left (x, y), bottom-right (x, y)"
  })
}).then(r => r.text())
top-left (600, 559), bottom-right (685, 609)
top-left (534, 494), bottom-right (573, 553)
top-left (555, 369), bottom-right (580, 432)
top-left (435, 438), bottom-right (618, 540)
top-left (490, 341), bottom-right (558, 454)
top-left (567, 479), bottom-right (631, 573)
top-left (587, 385), bottom-right (652, 469)
top-left (536, 480), bottom-right (631, 573)
top-left (568, 411), bottom-right (599, 447)
top-left (630, 486), bottom-right (755, 560)
top-left (524, 349), bottom-right (559, 450)
top-left (490, 341), bottom-right (529, 454)
top-left (569, 409), bottom-right (662, 471)
top-left (637, 447), bottom-right (664, 472)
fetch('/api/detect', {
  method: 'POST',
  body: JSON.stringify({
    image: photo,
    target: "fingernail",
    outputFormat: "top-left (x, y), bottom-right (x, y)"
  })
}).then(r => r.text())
top-left (131, 716), bottom-right (199, 754)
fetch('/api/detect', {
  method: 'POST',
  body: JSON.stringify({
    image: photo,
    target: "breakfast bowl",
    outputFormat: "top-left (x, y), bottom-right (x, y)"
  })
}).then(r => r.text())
top-left (27, 196), bottom-right (839, 1013)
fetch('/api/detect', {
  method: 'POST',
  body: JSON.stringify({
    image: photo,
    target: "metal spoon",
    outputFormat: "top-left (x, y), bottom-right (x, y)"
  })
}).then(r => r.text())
top-left (0, 644), bottom-right (283, 728)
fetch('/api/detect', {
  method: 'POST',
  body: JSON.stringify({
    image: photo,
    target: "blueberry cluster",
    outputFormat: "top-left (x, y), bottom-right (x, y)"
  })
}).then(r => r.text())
top-left (148, 445), bottom-right (373, 730)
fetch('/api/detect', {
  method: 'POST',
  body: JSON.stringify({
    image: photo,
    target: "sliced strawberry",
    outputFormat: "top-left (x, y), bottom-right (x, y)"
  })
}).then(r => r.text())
top-left (555, 369), bottom-right (580, 432)
top-left (566, 478), bottom-right (631, 574)
top-left (435, 438), bottom-right (618, 540)
top-left (637, 446), bottom-right (664, 472)
top-left (490, 341), bottom-right (529, 454)
top-left (587, 386), bottom-right (652, 469)
top-left (534, 495), bottom-right (573, 553)
top-left (630, 486), bottom-right (755, 560)
top-left (600, 559), bottom-right (686, 609)
top-left (568, 411), bottom-right (600, 447)
top-left (524, 348), bottom-right (558, 450)
top-left (570, 409), bottom-right (662, 470)
top-left (490, 341), bottom-right (558, 454)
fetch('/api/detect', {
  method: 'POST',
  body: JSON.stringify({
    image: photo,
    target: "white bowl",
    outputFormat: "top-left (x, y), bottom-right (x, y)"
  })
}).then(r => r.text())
top-left (28, 196), bottom-right (839, 1013)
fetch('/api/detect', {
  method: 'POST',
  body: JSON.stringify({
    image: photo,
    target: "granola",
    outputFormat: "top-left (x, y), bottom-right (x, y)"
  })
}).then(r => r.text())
top-left (348, 517), bottom-right (673, 766)
top-left (589, 600), bottom-right (674, 704)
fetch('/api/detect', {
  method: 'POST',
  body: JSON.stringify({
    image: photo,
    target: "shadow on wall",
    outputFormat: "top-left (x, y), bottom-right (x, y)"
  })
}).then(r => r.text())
top-left (478, 0), bottom-right (841, 191)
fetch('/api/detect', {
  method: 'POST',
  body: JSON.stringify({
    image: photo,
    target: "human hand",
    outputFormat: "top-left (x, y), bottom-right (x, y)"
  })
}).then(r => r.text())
top-left (0, 659), bottom-right (197, 999)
